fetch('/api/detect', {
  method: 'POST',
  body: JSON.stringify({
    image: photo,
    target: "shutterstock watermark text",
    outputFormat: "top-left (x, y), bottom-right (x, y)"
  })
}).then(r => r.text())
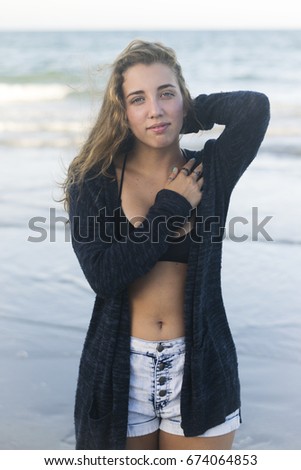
top-left (27, 207), bottom-right (273, 244)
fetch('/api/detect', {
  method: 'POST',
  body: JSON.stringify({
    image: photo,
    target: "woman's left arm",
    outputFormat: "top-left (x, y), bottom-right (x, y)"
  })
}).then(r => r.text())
top-left (184, 91), bottom-right (270, 192)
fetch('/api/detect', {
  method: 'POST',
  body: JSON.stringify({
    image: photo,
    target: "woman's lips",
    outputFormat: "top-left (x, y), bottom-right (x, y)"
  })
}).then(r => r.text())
top-left (147, 123), bottom-right (170, 134)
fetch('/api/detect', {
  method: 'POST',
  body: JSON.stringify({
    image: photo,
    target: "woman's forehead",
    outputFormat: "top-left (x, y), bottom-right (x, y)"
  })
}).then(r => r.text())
top-left (122, 62), bottom-right (178, 92)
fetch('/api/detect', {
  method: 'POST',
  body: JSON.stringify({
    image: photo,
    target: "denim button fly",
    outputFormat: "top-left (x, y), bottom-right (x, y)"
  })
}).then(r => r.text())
top-left (159, 376), bottom-right (166, 385)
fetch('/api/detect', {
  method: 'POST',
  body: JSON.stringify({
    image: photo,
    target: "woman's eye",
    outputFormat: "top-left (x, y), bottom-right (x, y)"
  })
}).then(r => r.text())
top-left (161, 91), bottom-right (175, 99)
top-left (130, 96), bottom-right (144, 104)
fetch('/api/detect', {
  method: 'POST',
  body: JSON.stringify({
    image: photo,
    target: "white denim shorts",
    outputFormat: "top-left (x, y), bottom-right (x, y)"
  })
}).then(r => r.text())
top-left (127, 336), bottom-right (241, 438)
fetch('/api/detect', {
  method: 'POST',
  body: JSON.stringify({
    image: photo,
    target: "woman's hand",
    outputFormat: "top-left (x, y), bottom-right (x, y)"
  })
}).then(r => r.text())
top-left (165, 158), bottom-right (204, 208)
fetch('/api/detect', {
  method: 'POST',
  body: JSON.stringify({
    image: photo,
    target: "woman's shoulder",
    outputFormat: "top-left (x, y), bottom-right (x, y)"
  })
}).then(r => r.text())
top-left (69, 167), bottom-right (114, 209)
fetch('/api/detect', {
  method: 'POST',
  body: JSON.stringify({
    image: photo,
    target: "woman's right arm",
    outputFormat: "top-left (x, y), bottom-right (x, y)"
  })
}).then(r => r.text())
top-left (69, 181), bottom-right (192, 299)
top-left (184, 91), bottom-right (270, 194)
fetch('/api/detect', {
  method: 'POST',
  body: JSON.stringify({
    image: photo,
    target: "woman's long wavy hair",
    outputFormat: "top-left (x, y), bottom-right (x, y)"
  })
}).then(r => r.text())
top-left (62, 39), bottom-right (194, 212)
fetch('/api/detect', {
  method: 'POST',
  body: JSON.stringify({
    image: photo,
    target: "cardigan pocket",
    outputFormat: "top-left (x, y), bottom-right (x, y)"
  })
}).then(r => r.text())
top-left (88, 408), bottom-right (113, 450)
top-left (87, 393), bottom-right (113, 450)
top-left (192, 332), bottom-right (238, 400)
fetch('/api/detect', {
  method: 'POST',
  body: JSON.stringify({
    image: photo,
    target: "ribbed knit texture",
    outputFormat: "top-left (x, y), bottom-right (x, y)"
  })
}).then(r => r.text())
top-left (69, 91), bottom-right (270, 449)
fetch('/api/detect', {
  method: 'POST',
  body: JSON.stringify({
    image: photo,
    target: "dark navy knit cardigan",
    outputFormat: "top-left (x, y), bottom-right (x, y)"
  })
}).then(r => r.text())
top-left (69, 91), bottom-right (270, 450)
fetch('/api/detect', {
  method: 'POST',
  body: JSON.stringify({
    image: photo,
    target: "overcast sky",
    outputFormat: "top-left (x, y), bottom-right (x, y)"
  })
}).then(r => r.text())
top-left (1, 0), bottom-right (300, 30)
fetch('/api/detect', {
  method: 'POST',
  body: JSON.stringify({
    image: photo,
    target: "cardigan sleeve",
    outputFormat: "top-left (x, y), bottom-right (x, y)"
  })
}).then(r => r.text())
top-left (184, 91), bottom-right (270, 192)
top-left (69, 182), bottom-right (192, 298)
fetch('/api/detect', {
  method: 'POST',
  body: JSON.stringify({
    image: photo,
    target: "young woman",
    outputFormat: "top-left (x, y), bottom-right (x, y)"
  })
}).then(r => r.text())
top-left (63, 40), bottom-right (270, 450)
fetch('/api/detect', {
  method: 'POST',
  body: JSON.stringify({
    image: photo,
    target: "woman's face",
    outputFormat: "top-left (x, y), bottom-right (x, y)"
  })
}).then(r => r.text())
top-left (122, 62), bottom-right (185, 152)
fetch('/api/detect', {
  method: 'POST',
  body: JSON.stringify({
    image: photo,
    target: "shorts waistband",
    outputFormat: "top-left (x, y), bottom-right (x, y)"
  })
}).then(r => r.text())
top-left (130, 336), bottom-right (185, 356)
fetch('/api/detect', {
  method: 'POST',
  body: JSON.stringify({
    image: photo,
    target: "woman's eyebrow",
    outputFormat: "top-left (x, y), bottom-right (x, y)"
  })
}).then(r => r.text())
top-left (126, 89), bottom-right (144, 99)
top-left (158, 83), bottom-right (176, 91)
top-left (126, 83), bottom-right (176, 99)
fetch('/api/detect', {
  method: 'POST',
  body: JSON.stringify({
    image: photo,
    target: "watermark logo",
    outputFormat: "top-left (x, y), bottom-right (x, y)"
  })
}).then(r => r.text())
top-left (27, 207), bottom-right (273, 243)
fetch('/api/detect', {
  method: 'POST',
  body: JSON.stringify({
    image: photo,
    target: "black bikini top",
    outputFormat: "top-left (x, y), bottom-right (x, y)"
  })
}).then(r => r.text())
top-left (116, 153), bottom-right (193, 264)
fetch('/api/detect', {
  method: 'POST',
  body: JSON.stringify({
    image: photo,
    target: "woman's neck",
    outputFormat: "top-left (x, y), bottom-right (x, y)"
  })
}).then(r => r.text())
top-left (128, 145), bottom-right (185, 175)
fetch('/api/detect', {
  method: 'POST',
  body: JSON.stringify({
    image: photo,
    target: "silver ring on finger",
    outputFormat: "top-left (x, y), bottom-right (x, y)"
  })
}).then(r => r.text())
top-left (192, 170), bottom-right (202, 177)
top-left (181, 167), bottom-right (190, 176)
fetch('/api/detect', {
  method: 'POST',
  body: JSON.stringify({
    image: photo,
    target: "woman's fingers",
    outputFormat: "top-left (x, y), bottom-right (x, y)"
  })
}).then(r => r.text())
top-left (179, 160), bottom-right (203, 178)
top-left (168, 158), bottom-right (203, 182)
top-left (197, 176), bottom-right (204, 191)
top-left (179, 157), bottom-right (196, 176)
top-left (190, 162), bottom-right (203, 179)
top-left (167, 166), bottom-right (179, 182)
top-left (165, 158), bottom-right (204, 207)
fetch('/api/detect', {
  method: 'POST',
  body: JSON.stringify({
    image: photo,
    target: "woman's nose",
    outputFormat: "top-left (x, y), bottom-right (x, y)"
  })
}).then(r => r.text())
top-left (148, 98), bottom-right (163, 118)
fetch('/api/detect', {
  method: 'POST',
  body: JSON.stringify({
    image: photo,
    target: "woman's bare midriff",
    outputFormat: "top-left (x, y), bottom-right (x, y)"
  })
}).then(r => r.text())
top-left (128, 260), bottom-right (187, 340)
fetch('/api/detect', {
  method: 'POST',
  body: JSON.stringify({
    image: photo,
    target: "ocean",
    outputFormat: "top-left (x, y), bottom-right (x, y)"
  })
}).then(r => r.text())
top-left (0, 30), bottom-right (300, 450)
